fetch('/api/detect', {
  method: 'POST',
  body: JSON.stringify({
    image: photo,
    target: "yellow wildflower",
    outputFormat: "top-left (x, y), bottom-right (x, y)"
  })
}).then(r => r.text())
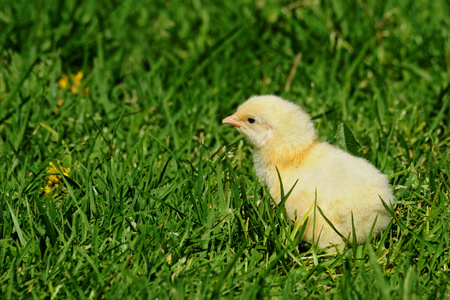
top-left (58, 74), bottom-right (69, 89)
top-left (42, 161), bottom-right (71, 196)
top-left (58, 71), bottom-right (89, 96)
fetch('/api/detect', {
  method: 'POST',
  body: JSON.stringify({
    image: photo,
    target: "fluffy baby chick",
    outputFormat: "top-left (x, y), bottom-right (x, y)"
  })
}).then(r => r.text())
top-left (223, 95), bottom-right (393, 251)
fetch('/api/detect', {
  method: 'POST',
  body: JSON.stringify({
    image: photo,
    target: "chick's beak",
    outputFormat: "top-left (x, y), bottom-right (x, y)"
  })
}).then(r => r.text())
top-left (222, 113), bottom-right (242, 128)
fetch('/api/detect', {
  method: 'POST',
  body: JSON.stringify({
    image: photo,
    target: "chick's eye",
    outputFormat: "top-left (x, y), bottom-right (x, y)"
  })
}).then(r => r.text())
top-left (247, 117), bottom-right (256, 124)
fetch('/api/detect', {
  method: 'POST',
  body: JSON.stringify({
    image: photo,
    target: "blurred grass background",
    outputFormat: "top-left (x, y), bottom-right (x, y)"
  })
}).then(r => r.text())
top-left (1, 0), bottom-right (449, 298)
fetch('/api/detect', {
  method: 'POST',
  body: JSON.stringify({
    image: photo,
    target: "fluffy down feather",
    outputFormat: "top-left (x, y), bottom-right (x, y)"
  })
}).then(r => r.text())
top-left (223, 95), bottom-right (394, 251)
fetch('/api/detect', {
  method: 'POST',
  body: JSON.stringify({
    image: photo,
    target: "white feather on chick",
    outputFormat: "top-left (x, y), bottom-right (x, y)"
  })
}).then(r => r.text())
top-left (223, 95), bottom-right (394, 251)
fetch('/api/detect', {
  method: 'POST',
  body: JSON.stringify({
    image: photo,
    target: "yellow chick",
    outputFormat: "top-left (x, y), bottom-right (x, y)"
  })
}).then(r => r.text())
top-left (223, 95), bottom-right (394, 251)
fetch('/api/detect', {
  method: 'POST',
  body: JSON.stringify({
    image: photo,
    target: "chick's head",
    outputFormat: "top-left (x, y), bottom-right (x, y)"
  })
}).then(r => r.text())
top-left (223, 95), bottom-right (317, 151)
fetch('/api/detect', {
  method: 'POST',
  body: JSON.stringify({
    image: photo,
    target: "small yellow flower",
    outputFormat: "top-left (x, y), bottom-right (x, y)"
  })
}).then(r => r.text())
top-left (74, 71), bottom-right (83, 83)
top-left (58, 71), bottom-right (89, 96)
top-left (54, 98), bottom-right (64, 114)
top-left (42, 161), bottom-right (71, 196)
top-left (58, 74), bottom-right (69, 89)
top-left (56, 71), bottom-right (89, 114)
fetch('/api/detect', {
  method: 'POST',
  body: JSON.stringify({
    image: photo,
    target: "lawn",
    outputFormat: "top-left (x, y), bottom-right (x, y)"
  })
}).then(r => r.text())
top-left (1, 0), bottom-right (449, 298)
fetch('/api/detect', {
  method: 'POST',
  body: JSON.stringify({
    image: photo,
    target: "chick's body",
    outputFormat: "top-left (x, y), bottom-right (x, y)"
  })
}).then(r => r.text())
top-left (223, 95), bottom-right (393, 250)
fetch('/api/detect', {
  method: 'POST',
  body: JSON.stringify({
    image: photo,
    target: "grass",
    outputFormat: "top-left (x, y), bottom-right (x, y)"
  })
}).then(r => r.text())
top-left (1, 0), bottom-right (449, 298)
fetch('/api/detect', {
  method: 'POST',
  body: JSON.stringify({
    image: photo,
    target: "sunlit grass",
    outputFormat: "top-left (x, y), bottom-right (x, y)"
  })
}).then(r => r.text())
top-left (1, 0), bottom-right (449, 298)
